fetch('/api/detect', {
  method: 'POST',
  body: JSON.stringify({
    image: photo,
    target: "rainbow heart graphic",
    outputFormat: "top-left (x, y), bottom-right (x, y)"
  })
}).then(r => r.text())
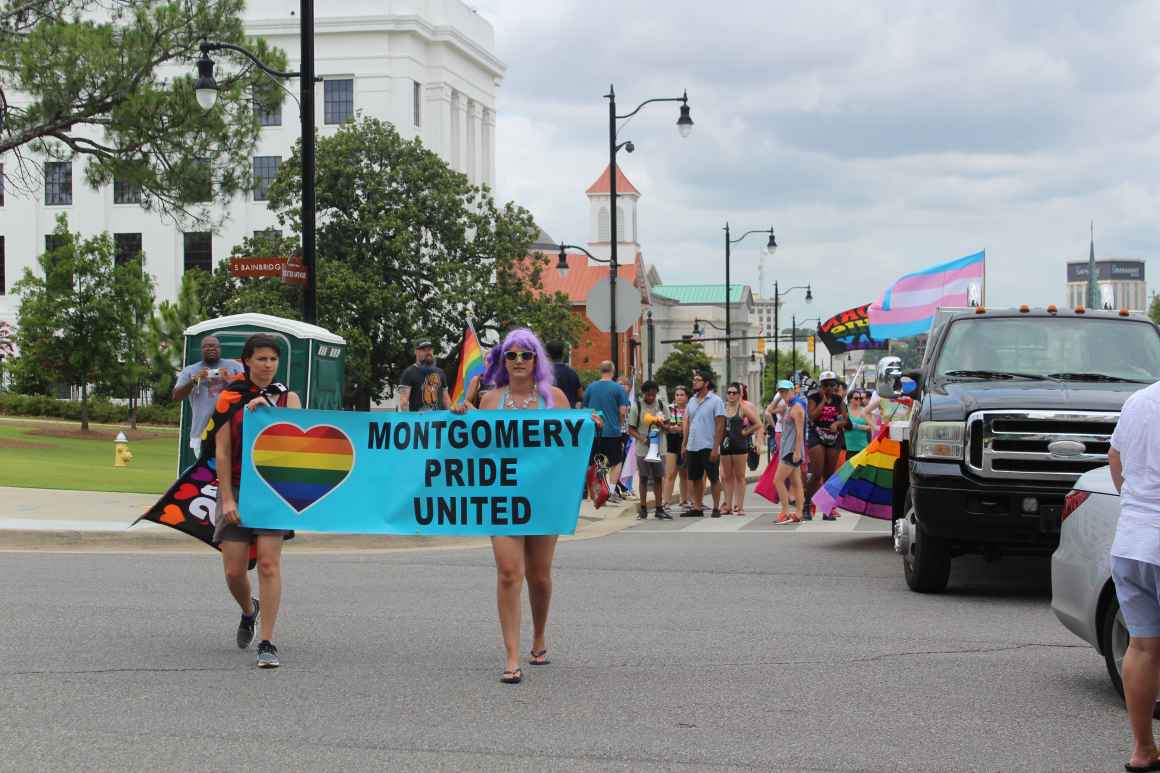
top-left (252, 423), bottom-right (354, 512)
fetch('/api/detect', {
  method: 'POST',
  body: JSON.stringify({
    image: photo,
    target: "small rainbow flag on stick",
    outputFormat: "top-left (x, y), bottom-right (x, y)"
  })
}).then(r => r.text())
top-left (451, 321), bottom-right (485, 405)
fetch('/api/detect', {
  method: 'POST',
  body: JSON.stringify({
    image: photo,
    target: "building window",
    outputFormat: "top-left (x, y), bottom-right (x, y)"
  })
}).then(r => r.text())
top-left (324, 79), bottom-right (354, 124)
top-left (0, 236), bottom-right (5, 295)
top-left (188, 158), bottom-right (212, 203)
top-left (252, 156), bottom-right (280, 202)
top-left (114, 233), bottom-right (143, 266)
top-left (254, 90), bottom-right (282, 126)
top-left (253, 228), bottom-right (282, 242)
top-left (598, 207), bottom-right (610, 241)
top-left (45, 234), bottom-right (67, 255)
top-left (183, 232), bottom-right (212, 273)
top-left (113, 177), bottom-right (141, 205)
top-left (413, 81), bottom-right (422, 127)
top-left (44, 161), bottom-right (72, 206)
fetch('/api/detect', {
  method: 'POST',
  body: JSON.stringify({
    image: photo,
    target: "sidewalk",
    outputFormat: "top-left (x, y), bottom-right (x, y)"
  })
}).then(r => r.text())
top-left (0, 486), bottom-right (641, 552)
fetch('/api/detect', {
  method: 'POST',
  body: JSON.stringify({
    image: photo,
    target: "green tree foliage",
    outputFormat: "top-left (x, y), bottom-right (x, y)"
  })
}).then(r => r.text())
top-left (145, 269), bottom-right (205, 405)
top-left (264, 116), bottom-right (581, 408)
top-left (0, 320), bottom-right (13, 387)
top-left (14, 216), bottom-right (155, 430)
top-left (0, 0), bottom-right (286, 221)
top-left (654, 341), bottom-right (718, 397)
top-left (762, 349), bottom-right (820, 402)
top-left (1149, 293), bottom-right (1160, 326)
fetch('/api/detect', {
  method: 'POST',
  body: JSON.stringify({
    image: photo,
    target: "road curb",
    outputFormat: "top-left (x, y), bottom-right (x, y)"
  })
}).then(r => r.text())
top-left (0, 502), bottom-right (642, 554)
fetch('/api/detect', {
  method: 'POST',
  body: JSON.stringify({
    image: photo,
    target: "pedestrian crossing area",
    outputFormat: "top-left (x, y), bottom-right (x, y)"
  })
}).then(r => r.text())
top-left (621, 503), bottom-right (892, 535)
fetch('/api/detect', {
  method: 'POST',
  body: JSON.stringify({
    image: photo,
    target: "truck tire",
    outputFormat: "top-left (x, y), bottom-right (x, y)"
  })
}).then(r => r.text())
top-left (902, 493), bottom-right (951, 593)
top-left (1101, 592), bottom-right (1160, 719)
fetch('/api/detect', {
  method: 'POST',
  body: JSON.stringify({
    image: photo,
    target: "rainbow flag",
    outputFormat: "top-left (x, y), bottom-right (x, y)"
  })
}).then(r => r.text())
top-left (869, 250), bottom-right (985, 339)
top-left (810, 427), bottom-right (901, 520)
top-left (451, 322), bottom-right (485, 405)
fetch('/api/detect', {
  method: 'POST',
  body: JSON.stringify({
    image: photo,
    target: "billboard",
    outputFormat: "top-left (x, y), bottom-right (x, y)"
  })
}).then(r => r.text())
top-left (818, 304), bottom-right (890, 354)
top-left (1066, 260), bottom-right (1145, 282)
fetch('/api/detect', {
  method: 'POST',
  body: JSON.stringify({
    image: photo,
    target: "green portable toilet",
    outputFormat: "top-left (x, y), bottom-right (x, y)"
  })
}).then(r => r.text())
top-left (177, 313), bottom-right (347, 472)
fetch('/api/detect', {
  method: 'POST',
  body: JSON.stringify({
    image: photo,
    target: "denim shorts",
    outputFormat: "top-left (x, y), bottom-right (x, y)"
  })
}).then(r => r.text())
top-left (1111, 556), bottom-right (1160, 638)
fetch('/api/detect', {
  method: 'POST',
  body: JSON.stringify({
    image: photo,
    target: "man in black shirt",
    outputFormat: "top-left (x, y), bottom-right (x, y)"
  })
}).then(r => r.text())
top-left (547, 341), bottom-right (581, 408)
top-left (399, 339), bottom-right (450, 412)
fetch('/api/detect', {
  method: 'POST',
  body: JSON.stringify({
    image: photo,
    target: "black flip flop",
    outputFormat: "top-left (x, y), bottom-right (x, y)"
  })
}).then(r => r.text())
top-left (1126, 761), bottom-right (1160, 772)
top-left (500, 668), bottom-right (523, 684)
top-left (529, 649), bottom-right (551, 666)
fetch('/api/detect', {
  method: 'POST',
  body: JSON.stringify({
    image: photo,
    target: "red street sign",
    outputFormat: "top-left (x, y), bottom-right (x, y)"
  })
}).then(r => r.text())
top-left (229, 256), bottom-right (308, 285)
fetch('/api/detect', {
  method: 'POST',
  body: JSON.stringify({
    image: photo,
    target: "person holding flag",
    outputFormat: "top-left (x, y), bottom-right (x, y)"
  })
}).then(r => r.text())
top-left (451, 322), bottom-right (487, 407)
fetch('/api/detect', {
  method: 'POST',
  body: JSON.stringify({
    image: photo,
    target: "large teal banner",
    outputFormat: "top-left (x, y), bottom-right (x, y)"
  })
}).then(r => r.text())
top-left (238, 408), bottom-right (595, 535)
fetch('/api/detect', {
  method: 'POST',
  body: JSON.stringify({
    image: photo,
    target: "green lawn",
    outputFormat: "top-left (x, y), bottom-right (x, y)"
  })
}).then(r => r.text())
top-left (0, 419), bottom-right (180, 493)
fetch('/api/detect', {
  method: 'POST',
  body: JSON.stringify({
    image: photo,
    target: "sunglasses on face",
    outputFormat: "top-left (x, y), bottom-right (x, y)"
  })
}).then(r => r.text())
top-left (726, 390), bottom-right (739, 395)
top-left (504, 351), bottom-right (535, 362)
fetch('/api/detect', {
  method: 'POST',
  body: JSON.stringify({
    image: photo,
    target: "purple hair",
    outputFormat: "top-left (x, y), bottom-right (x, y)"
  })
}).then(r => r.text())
top-left (482, 327), bottom-right (555, 407)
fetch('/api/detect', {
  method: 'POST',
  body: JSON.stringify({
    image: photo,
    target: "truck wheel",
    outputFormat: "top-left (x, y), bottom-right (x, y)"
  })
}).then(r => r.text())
top-left (1101, 592), bottom-right (1160, 719)
top-left (901, 493), bottom-right (951, 593)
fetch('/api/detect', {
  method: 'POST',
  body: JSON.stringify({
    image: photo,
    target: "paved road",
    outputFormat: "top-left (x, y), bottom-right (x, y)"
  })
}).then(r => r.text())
top-left (0, 491), bottom-right (1132, 772)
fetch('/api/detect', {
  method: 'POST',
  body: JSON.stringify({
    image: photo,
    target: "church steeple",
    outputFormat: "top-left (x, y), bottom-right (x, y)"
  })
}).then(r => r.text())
top-left (1086, 221), bottom-right (1100, 308)
top-left (586, 164), bottom-right (640, 257)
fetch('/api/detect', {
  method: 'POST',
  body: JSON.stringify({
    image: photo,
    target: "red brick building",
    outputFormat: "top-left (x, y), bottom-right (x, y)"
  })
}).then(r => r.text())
top-left (534, 165), bottom-right (659, 377)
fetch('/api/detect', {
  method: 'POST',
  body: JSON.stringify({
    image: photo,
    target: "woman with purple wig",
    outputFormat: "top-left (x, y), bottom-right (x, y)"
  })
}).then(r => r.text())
top-left (454, 327), bottom-right (590, 685)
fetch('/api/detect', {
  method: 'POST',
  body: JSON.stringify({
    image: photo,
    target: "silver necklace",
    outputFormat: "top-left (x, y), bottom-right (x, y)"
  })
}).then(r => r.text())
top-left (504, 389), bottom-right (537, 409)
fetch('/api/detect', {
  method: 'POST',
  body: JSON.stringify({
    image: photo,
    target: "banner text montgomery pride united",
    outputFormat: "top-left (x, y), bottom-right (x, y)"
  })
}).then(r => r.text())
top-left (367, 415), bottom-right (589, 528)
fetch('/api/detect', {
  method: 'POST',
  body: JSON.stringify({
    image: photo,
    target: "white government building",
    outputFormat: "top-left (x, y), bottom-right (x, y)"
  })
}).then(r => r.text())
top-left (0, 0), bottom-right (504, 328)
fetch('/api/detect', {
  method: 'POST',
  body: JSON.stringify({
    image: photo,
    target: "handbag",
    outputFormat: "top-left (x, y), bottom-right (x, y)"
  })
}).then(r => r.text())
top-left (747, 445), bottom-right (760, 471)
top-left (585, 453), bottom-right (611, 509)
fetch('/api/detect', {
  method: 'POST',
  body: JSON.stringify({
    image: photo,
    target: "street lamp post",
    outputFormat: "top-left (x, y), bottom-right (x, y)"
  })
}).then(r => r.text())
top-left (771, 281), bottom-right (812, 387)
top-left (646, 310), bottom-right (655, 380)
top-left (606, 84), bottom-right (692, 377)
top-left (194, 0), bottom-right (318, 324)
top-left (798, 316), bottom-right (821, 374)
top-left (723, 223), bottom-right (776, 386)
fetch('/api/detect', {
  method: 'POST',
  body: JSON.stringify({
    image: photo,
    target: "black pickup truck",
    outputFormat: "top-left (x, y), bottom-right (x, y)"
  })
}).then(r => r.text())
top-left (893, 307), bottom-right (1160, 593)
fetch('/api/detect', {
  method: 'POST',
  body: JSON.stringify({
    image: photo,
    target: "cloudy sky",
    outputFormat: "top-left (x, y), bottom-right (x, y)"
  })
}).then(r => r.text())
top-left (470, 0), bottom-right (1160, 320)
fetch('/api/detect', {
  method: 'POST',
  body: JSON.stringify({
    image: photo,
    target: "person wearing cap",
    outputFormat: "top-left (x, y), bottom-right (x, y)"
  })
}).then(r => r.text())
top-left (805, 371), bottom-right (849, 521)
top-left (773, 380), bottom-right (808, 524)
top-left (399, 339), bottom-right (450, 412)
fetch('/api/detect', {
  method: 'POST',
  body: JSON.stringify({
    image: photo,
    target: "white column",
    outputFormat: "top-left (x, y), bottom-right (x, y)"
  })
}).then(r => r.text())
top-left (423, 83), bottom-right (452, 161)
top-left (482, 107), bottom-right (496, 189)
top-left (466, 99), bottom-right (479, 184)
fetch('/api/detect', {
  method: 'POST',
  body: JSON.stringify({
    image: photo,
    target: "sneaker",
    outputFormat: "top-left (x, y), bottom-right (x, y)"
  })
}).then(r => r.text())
top-left (680, 509), bottom-right (704, 518)
top-left (655, 507), bottom-right (673, 520)
top-left (237, 598), bottom-right (259, 649)
top-left (636, 507), bottom-right (648, 520)
top-left (710, 509), bottom-right (722, 518)
top-left (257, 640), bottom-right (280, 668)
top-left (822, 514), bottom-right (838, 522)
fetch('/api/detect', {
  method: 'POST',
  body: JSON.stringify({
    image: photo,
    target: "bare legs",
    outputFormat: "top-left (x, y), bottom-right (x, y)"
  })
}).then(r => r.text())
top-left (1123, 635), bottom-right (1160, 769)
top-left (220, 535), bottom-right (283, 641)
top-left (663, 453), bottom-right (688, 505)
top-left (492, 535), bottom-right (559, 674)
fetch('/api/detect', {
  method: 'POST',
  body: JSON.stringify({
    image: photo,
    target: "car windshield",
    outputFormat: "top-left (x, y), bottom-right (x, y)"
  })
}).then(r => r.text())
top-left (932, 317), bottom-right (1160, 383)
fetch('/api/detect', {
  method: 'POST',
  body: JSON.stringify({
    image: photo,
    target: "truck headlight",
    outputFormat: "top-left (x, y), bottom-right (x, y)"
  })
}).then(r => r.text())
top-left (913, 421), bottom-right (965, 460)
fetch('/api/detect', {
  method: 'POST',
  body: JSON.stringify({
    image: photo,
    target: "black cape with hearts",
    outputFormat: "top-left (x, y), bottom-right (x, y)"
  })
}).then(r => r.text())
top-left (134, 380), bottom-right (290, 551)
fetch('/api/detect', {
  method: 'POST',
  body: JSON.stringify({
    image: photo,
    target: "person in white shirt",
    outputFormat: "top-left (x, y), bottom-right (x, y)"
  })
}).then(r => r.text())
top-left (1108, 380), bottom-right (1160, 772)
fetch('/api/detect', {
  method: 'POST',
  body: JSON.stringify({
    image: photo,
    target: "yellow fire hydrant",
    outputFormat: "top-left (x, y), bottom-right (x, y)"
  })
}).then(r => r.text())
top-left (114, 432), bottom-right (133, 467)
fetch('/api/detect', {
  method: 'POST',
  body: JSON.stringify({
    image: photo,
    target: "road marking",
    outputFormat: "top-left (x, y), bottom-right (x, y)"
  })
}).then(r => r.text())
top-left (680, 512), bottom-right (765, 532)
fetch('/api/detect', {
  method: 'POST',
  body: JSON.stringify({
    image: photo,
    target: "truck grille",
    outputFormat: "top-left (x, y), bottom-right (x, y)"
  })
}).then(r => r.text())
top-left (965, 410), bottom-right (1118, 482)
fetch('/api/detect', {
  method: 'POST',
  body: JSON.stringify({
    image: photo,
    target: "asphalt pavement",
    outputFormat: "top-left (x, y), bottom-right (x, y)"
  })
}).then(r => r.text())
top-left (0, 489), bottom-right (1134, 772)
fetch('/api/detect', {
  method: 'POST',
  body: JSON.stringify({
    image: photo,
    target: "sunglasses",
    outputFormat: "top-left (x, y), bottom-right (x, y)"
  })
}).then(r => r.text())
top-left (504, 351), bottom-right (535, 362)
top-left (726, 390), bottom-right (739, 395)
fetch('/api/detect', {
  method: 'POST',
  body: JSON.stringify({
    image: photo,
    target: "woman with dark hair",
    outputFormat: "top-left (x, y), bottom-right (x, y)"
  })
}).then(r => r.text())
top-left (721, 382), bottom-right (761, 514)
top-left (454, 328), bottom-right (593, 685)
top-left (214, 333), bottom-right (301, 668)
top-left (664, 385), bottom-right (690, 509)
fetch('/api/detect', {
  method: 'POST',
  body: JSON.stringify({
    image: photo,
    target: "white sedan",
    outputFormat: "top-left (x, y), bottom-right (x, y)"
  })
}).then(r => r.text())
top-left (1051, 465), bottom-right (1160, 716)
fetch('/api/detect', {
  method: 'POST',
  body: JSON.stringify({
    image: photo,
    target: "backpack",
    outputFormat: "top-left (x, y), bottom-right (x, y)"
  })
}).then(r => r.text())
top-left (634, 397), bottom-right (667, 430)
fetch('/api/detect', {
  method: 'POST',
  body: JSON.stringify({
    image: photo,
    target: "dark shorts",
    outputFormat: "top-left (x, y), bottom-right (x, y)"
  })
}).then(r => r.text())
top-left (781, 453), bottom-right (803, 469)
top-left (217, 524), bottom-right (293, 543)
top-left (687, 449), bottom-right (720, 483)
top-left (595, 435), bottom-right (624, 467)
top-left (638, 457), bottom-right (665, 482)
top-left (721, 447), bottom-right (748, 456)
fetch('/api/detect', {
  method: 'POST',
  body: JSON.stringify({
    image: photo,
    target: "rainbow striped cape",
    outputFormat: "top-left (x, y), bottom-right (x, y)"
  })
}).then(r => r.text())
top-left (811, 427), bottom-right (901, 520)
top-left (451, 322), bottom-right (485, 405)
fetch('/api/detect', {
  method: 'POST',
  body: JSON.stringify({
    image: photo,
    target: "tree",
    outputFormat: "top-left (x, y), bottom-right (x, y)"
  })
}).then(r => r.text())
top-left (0, 0), bottom-right (287, 222)
top-left (145, 268), bottom-right (204, 406)
top-left (1149, 293), bottom-right (1160, 326)
top-left (197, 230), bottom-right (303, 319)
top-left (93, 256), bottom-right (155, 428)
top-left (265, 116), bottom-right (582, 408)
top-left (14, 215), bottom-right (155, 430)
top-left (654, 341), bottom-right (718, 397)
top-left (0, 320), bottom-right (13, 388)
top-left (762, 349), bottom-right (820, 401)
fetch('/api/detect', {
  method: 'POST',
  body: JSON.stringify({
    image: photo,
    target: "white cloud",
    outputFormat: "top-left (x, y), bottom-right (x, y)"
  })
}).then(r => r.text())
top-left (471, 0), bottom-right (1160, 315)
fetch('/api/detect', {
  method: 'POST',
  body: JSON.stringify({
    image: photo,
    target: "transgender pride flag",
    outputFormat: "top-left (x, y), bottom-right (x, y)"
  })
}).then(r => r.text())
top-left (869, 251), bottom-right (985, 340)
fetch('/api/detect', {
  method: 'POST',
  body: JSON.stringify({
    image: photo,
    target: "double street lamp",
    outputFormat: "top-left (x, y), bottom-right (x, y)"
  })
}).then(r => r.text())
top-left (723, 224), bottom-right (776, 386)
top-left (604, 84), bottom-right (692, 377)
top-left (193, 2), bottom-right (320, 325)
top-left (771, 281), bottom-right (812, 387)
